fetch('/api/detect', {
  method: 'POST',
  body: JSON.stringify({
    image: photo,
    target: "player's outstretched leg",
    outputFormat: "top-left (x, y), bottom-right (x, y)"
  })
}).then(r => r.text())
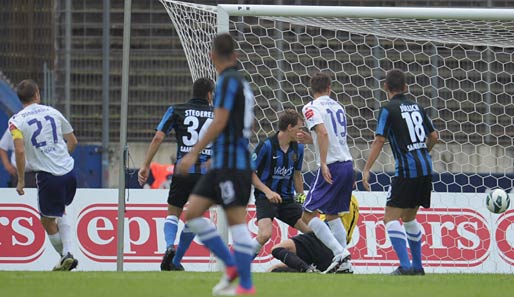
top-left (231, 224), bottom-right (256, 294)
top-left (386, 220), bottom-right (412, 274)
top-left (186, 217), bottom-right (238, 294)
top-left (306, 216), bottom-right (349, 273)
top-left (272, 247), bottom-right (318, 272)
top-left (327, 218), bottom-right (347, 248)
top-left (171, 224), bottom-right (196, 270)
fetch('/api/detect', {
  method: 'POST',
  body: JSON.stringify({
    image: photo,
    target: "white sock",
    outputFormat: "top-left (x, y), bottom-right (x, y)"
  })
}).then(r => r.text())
top-left (230, 224), bottom-right (256, 255)
top-left (308, 217), bottom-right (344, 255)
top-left (48, 233), bottom-right (63, 256)
top-left (187, 217), bottom-right (215, 236)
top-left (403, 220), bottom-right (422, 241)
top-left (57, 214), bottom-right (73, 255)
top-left (327, 218), bottom-right (347, 248)
top-left (252, 237), bottom-right (262, 254)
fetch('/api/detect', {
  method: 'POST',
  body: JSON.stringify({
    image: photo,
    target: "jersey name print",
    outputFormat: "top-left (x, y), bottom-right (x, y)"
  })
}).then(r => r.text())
top-left (156, 98), bottom-right (213, 174)
top-left (375, 94), bottom-right (435, 178)
top-left (8, 104), bottom-right (74, 176)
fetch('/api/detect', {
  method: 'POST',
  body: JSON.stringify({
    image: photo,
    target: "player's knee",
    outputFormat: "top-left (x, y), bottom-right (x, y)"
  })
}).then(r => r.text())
top-left (257, 230), bottom-right (272, 244)
top-left (184, 209), bottom-right (201, 222)
top-left (271, 247), bottom-right (287, 260)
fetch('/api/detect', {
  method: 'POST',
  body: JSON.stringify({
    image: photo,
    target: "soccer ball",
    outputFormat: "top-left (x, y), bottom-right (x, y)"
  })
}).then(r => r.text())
top-left (486, 189), bottom-right (510, 214)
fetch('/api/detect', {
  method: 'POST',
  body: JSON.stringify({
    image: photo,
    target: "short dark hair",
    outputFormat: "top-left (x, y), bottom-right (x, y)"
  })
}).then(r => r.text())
top-left (212, 33), bottom-right (235, 59)
top-left (16, 79), bottom-right (39, 103)
top-left (309, 72), bottom-right (331, 94)
top-left (385, 69), bottom-right (406, 93)
top-left (192, 77), bottom-right (214, 99)
top-left (278, 109), bottom-right (302, 131)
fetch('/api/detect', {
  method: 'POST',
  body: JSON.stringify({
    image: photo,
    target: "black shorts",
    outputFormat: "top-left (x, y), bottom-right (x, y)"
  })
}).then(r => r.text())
top-left (387, 175), bottom-right (432, 209)
top-left (292, 232), bottom-right (333, 271)
top-left (255, 198), bottom-right (302, 227)
top-left (167, 174), bottom-right (203, 208)
top-left (36, 171), bottom-right (77, 218)
top-left (191, 169), bottom-right (252, 209)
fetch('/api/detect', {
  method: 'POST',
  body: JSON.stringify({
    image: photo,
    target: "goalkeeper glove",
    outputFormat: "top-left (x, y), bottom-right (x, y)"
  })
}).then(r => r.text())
top-left (295, 193), bottom-right (306, 204)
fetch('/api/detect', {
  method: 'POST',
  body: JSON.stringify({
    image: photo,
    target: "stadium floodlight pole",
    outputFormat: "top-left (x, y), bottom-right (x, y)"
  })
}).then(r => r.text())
top-left (64, 0), bottom-right (71, 119)
top-left (102, 0), bottom-right (111, 188)
top-left (217, 4), bottom-right (514, 20)
top-left (117, 0), bottom-right (132, 272)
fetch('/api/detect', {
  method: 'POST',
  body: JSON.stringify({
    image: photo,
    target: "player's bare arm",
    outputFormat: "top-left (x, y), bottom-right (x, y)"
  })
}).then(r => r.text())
top-left (0, 148), bottom-right (16, 176)
top-left (426, 131), bottom-right (439, 152)
top-left (13, 138), bottom-right (26, 196)
top-left (138, 130), bottom-right (165, 185)
top-left (313, 123), bottom-right (332, 184)
top-left (252, 172), bottom-right (282, 203)
top-left (63, 132), bottom-right (78, 154)
top-left (362, 135), bottom-right (386, 191)
top-left (176, 108), bottom-right (229, 175)
top-left (293, 170), bottom-right (306, 203)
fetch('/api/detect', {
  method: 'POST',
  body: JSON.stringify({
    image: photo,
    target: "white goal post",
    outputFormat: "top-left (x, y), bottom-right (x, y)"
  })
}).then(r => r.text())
top-left (160, 0), bottom-right (514, 273)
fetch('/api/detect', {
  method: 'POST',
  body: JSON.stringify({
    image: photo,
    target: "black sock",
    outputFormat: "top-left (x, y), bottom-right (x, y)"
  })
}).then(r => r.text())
top-left (271, 247), bottom-right (310, 272)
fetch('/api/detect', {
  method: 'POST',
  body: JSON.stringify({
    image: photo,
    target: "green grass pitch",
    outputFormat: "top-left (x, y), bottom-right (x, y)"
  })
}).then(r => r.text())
top-left (1, 271), bottom-right (513, 297)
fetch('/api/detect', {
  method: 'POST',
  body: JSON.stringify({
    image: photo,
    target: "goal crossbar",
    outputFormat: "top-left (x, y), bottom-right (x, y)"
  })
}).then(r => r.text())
top-left (218, 4), bottom-right (514, 21)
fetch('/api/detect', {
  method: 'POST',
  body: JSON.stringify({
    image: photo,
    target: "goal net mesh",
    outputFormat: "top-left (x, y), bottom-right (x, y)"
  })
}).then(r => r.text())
top-left (160, 0), bottom-right (514, 273)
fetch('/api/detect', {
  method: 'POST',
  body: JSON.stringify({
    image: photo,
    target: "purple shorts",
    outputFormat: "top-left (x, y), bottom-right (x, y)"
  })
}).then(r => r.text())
top-left (36, 170), bottom-right (77, 218)
top-left (303, 161), bottom-right (353, 215)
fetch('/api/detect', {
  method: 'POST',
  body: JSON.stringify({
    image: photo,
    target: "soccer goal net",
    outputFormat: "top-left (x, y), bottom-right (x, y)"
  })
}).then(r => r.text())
top-left (160, 0), bottom-right (514, 273)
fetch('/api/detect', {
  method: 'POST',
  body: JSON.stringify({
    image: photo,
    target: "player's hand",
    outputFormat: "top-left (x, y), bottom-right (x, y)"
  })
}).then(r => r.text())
top-left (321, 163), bottom-right (332, 184)
top-left (362, 170), bottom-right (371, 191)
top-left (5, 164), bottom-right (17, 177)
top-left (176, 153), bottom-right (197, 176)
top-left (138, 167), bottom-right (149, 186)
top-left (296, 130), bottom-right (313, 144)
top-left (295, 193), bottom-right (306, 204)
top-left (16, 180), bottom-right (25, 196)
top-left (265, 190), bottom-right (282, 204)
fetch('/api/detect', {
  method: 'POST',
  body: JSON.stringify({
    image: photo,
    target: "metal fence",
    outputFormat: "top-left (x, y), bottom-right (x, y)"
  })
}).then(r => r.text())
top-left (0, 0), bottom-right (512, 143)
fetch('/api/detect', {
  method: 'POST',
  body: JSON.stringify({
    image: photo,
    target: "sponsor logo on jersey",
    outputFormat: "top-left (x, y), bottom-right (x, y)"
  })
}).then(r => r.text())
top-left (305, 108), bottom-right (314, 120)
top-left (273, 166), bottom-right (294, 179)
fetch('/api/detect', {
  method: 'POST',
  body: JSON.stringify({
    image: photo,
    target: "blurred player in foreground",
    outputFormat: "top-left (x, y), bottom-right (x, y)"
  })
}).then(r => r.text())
top-left (269, 195), bottom-right (359, 273)
top-left (362, 69), bottom-right (438, 275)
top-left (176, 33), bottom-right (256, 295)
top-left (251, 109), bottom-right (310, 256)
top-left (138, 78), bottom-right (214, 271)
top-left (9, 79), bottom-right (79, 271)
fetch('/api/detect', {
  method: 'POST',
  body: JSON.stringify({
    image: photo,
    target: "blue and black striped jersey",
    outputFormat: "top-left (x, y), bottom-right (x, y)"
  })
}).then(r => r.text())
top-left (253, 133), bottom-right (304, 201)
top-left (212, 66), bottom-right (254, 170)
top-left (156, 98), bottom-right (213, 174)
top-left (375, 94), bottom-right (435, 178)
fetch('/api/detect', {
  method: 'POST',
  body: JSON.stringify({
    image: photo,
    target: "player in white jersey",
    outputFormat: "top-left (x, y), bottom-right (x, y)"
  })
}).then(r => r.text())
top-left (299, 72), bottom-right (354, 273)
top-left (9, 79), bottom-right (79, 271)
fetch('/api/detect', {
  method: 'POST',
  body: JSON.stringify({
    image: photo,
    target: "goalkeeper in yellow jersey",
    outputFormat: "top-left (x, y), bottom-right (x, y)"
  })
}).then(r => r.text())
top-left (269, 194), bottom-right (359, 273)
